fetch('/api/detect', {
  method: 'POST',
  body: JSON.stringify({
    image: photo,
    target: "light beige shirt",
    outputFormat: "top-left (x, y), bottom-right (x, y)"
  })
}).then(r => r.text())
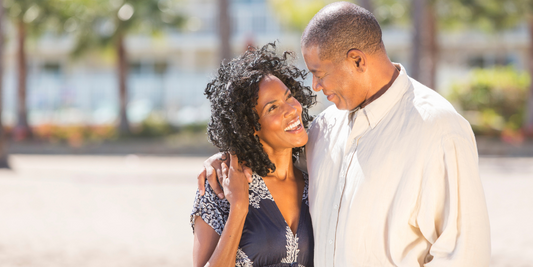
top-left (305, 64), bottom-right (491, 266)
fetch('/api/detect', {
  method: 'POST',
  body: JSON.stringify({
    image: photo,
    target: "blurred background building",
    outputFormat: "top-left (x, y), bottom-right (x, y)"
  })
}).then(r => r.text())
top-left (1, 0), bottom-right (531, 133)
top-left (2, 0), bottom-right (300, 128)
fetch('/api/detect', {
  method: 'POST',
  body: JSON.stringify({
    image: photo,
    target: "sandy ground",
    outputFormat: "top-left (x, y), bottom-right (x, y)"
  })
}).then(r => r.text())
top-left (0, 155), bottom-right (531, 267)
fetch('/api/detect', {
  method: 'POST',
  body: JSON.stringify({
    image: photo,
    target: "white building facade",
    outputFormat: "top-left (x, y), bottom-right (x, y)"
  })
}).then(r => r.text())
top-left (2, 0), bottom-right (529, 126)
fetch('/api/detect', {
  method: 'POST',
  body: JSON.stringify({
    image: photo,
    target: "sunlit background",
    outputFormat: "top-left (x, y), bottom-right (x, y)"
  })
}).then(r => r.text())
top-left (0, 0), bottom-right (532, 266)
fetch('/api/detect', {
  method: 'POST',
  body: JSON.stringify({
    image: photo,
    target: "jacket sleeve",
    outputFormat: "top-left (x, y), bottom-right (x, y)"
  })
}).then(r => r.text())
top-left (417, 134), bottom-right (491, 267)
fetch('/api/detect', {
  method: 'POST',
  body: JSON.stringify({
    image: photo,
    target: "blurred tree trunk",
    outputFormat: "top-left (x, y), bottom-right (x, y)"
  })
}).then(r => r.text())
top-left (117, 33), bottom-right (130, 135)
top-left (358, 0), bottom-right (374, 13)
top-left (410, 0), bottom-right (423, 82)
top-left (218, 0), bottom-right (231, 63)
top-left (419, 2), bottom-right (437, 90)
top-left (0, 0), bottom-right (9, 168)
top-left (525, 14), bottom-right (533, 134)
top-left (410, 0), bottom-right (437, 90)
top-left (15, 18), bottom-right (31, 140)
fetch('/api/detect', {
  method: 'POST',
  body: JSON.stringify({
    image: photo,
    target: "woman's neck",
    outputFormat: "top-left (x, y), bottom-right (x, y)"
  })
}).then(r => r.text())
top-left (264, 148), bottom-right (295, 181)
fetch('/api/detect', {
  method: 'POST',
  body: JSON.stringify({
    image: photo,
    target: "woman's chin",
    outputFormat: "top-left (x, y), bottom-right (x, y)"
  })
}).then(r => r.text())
top-left (290, 135), bottom-right (308, 148)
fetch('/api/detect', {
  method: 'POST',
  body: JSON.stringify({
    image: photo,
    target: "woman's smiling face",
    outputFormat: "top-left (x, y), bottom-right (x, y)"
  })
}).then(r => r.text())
top-left (254, 75), bottom-right (308, 152)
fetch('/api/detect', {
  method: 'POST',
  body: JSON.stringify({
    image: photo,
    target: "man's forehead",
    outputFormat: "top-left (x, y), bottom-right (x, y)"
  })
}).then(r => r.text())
top-left (302, 45), bottom-right (320, 57)
top-left (302, 46), bottom-right (332, 72)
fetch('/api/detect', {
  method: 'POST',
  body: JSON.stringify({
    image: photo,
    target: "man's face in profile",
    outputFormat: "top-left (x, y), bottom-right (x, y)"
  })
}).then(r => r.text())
top-left (302, 45), bottom-right (365, 111)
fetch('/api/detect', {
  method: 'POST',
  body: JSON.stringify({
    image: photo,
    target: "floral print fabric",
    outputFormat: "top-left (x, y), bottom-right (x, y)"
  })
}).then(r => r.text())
top-left (191, 172), bottom-right (314, 267)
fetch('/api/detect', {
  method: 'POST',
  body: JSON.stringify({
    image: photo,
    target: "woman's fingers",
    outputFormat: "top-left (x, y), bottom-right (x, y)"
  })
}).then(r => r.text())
top-left (228, 154), bottom-right (252, 182)
top-left (243, 166), bottom-right (253, 183)
top-left (197, 168), bottom-right (206, 195)
top-left (220, 162), bottom-right (229, 195)
top-left (229, 154), bottom-right (241, 170)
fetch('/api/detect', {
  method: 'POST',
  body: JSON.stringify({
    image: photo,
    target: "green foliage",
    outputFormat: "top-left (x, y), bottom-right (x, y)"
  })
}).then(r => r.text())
top-left (268, 0), bottom-right (412, 31)
top-left (133, 113), bottom-right (174, 137)
top-left (178, 123), bottom-right (207, 134)
top-left (448, 67), bottom-right (530, 135)
top-left (3, 0), bottom-right (67, 37)
top-left (67, 0), bottom-right (185, 56)
top-left (371, 0), bottom-right (410, 26)
top-left (450, 0), bottom-right (530, 31)
top-left (268, 0), bottom-right (336, 31)
top-left (31, 124), bottom-right (117, 147)
top-left (267, 0), bottom-right (510, 32)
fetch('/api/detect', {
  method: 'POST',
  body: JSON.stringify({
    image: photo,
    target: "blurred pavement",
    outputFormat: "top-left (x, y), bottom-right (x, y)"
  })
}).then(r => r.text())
top-left (0, 155), bottom-right (531, 267)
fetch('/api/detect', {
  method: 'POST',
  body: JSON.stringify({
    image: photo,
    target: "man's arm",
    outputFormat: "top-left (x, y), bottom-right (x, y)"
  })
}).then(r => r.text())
top-left (417, 134), bottom-right (490, 267)
top-left (197, 152), bottom-right (253, 199)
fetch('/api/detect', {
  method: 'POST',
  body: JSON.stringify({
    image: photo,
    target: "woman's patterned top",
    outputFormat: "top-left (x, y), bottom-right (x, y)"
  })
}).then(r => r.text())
top-left (191, 172), bottom-right (314, 267)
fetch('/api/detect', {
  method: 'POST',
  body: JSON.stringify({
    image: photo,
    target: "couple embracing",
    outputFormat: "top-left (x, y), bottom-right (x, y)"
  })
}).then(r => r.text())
top-left (191, 2), bottom-right (490, 267)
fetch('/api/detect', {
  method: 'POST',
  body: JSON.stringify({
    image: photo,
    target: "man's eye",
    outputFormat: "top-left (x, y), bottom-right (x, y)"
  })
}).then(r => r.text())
top-left (287, 93), bottom-right (293, 100)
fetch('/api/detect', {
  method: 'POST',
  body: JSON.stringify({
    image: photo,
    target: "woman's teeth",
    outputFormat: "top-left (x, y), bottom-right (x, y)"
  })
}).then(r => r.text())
top-left (284, 120), bottom-right (301, 131)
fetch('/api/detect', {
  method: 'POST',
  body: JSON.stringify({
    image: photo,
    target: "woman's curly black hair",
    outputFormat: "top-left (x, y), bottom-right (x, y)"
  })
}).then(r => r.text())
top-left (205, 43), bottom-right (317, 177)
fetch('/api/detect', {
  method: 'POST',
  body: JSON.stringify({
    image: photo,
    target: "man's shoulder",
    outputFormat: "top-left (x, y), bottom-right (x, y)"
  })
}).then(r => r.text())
top-left (317, 104), bottom-right (346, 120)
top-left (407, 78), bottom-right (473, 137)
top-left (310, 105), bottom-right (347, 129)
top-left (410, 78), bottom-right (455, 111)
top-left (307, 105), bottom-right (349, 146)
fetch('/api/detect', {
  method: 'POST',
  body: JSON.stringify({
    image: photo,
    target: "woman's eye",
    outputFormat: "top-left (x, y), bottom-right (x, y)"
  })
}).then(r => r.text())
top-left (268, 105), bottom-right (277, 112)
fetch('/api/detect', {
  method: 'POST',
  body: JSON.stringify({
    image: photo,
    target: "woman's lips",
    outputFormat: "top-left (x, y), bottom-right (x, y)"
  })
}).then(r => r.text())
top-left (285, 123), bottom-right (303, 133)
top-left (284, 117), bottom-right (301, 131)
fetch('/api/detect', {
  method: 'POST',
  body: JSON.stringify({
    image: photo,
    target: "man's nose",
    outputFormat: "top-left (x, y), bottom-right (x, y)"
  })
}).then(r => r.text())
top-left (312, 76), bottom-right (323, 92)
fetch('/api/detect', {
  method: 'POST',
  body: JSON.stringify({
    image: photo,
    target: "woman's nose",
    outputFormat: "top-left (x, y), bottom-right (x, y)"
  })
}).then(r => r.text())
top-left (284, 103), bottom-right (298, 118)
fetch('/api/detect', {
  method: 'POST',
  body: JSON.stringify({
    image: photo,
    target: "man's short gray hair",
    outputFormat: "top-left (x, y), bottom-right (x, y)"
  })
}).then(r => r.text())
top-left (301, 1), bottom-right (384, 61)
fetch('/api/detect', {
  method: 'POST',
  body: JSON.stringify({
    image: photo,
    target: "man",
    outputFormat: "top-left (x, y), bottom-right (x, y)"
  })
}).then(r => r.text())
top-left (198, 2), bottom-right (490, 266)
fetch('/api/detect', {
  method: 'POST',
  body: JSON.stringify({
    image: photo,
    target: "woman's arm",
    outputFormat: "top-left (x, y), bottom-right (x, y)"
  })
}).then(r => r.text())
top-left (193, 207), bottom-right (248, 267)
top-left (193, 154), bottom-right (250, 267)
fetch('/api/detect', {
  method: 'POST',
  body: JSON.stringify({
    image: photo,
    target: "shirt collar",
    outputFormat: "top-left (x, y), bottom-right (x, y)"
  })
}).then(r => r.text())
top-left (352, 63), bottom-right (410, 129)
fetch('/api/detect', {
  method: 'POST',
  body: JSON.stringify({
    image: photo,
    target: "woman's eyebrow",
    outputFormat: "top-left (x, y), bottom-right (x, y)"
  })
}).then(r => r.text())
top-left (263, 99), bottom-right (277, 111)
top-left (262, 89), bottom-right (290, 111)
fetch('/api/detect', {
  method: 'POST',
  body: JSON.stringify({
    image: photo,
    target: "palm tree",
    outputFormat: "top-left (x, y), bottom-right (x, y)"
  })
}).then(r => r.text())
top-left (410, 0), bottom-right (437, 90)
top-left (71, 0), bottom-right (184, 135)
top-left (358, 0), bottom-right (374, 14)
top-left (410, 0), bottom-right (423, 83)
top-left (0, 0), bottom-right (9, 168)
top-left (218, 0), bottom-right (232, 63)
top-left (526, 15), bottom-right (533, 134)
top-left (5, 0), bottom-right (34, 140)
top-left (4, 0), bottom-right (64, 140)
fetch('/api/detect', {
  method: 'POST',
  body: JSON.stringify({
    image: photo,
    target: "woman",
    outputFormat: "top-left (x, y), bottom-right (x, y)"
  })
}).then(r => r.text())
top-left (191, 43), bottom-right (316, 267)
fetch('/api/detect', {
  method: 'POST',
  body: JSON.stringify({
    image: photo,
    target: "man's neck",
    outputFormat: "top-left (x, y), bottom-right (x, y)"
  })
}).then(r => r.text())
top-left (359, 63), bottom-right (400, 110)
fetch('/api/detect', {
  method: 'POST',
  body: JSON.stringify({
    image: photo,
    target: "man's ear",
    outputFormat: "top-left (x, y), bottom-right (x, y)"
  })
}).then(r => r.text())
top-left (347, 49), bottom-right (366, 72)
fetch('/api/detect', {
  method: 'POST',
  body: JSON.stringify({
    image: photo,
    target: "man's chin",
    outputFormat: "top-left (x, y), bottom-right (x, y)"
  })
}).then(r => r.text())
top-left (332, 102), bottom-right (349, 110)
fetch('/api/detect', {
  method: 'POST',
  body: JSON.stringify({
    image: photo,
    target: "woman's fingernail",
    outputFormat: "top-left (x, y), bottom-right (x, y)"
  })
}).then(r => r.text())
top-left (218, 193), bottom-right (224, 199)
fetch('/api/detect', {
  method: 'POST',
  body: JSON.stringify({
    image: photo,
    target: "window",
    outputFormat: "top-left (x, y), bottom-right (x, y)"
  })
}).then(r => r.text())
top-left (42, 62), bottom-right (61, 75)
